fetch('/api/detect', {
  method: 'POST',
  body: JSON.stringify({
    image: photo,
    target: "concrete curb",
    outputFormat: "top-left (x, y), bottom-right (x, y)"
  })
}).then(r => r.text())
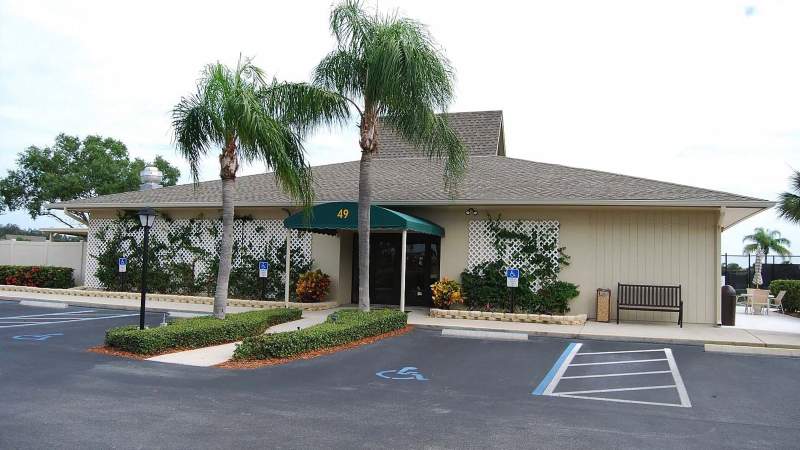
top-left (413, 321), bottom-right (800, 350)
top-left (705, 344), bottom-right (800, 357)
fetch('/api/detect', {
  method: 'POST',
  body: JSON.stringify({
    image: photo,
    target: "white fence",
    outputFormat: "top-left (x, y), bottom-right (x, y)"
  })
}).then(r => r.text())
top-left (0, 240), bottom-right (86, 284)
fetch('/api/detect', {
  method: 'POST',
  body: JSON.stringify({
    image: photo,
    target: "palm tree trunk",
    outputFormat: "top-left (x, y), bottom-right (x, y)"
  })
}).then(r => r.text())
top-left (357, 151), bottom-right (372, 312)
top-left (214, 138), bottom-right (239, 319)
top-left (214, 177), bottom-right (235, 319)
top-left (357, 110), bottom-right (378, 312)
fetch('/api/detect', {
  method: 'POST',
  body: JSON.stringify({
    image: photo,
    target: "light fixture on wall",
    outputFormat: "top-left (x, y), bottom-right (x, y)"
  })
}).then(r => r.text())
top-left (465, 208), bottom-right (478, 216)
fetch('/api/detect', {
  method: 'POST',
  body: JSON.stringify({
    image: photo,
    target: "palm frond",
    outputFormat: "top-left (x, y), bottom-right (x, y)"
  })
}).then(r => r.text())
top-left (171, 91), bottom-right (214, 183)
top-left (330, 0), bottom-right (372, 52)
top-left (262, 82), bottom-right (351, 137)
top-left (778, 170), bottom-right (800, 224)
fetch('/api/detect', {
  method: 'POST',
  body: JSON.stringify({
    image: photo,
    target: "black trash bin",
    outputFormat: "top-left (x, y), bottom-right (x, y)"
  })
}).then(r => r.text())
top-left (721, 285), bottom-right (736, 326)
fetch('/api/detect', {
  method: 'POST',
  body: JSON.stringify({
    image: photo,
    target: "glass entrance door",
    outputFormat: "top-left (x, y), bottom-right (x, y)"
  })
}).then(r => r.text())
top-left (351, 233), bottom-right (441, 307)
top-left (404, 235), bottom-right (440, 307)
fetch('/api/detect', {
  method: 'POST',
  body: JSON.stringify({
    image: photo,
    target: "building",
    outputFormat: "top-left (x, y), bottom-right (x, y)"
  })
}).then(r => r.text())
top-left (48, 111), bottom-right (773, 324)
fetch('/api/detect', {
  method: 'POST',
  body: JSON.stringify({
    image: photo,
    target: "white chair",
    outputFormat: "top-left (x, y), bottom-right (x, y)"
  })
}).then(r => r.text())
top-left (748, 289), bottom-right (770, 315)
top-left (771, 291), bottom-right (786, 314)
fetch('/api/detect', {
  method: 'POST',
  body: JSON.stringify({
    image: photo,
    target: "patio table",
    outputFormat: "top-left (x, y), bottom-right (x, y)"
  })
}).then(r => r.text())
top-left (737, 293), bottom-right (776, 315)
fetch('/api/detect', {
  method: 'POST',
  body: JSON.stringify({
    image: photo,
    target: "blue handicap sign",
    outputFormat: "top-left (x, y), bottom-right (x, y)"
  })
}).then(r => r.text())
top-left (258, 261), bottom-right (269, 278)
top-left (505, 268), bottom-right (520, 278)
top-left (13, 333), bottom-right (63, 341)
top-left (118, 257), bottom-right (128, 273)
top-left (376, 366), bottom-right (428, 381)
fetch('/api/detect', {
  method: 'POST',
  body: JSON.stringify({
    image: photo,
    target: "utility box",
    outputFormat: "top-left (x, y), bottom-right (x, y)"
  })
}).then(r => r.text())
top-left (721, 285), bottom-right (736, 326)
top-left (596, 288), bottom-right (611, 323)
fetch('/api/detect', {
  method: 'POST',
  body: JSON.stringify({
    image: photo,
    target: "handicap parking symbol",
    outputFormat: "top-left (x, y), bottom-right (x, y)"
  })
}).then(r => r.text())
top-left (376, 366), bottom-right (428, 381)
top-left (12, 333), bottom-right (63, 341)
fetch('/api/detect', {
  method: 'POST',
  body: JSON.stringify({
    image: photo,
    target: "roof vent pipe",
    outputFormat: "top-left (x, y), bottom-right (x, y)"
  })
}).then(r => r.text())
top-left (139, 166), bottom-right (163, 191)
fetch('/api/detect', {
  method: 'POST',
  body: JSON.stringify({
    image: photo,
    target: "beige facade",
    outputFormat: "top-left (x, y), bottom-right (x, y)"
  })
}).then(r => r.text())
top-left (387, 205), bottom-right (720, 324)
top-left (84, 204), bottom-right (722, 324)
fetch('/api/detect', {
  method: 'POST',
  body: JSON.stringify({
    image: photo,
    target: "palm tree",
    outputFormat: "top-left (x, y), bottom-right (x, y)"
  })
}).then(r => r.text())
top-left (742, 227), bottom-right (791, 257)
top-left (314, 0), bottom-right (467, 311)
top-left (778, 170), bottom-right (800, 224)
top-left (172, 56), bottom-right (348, 318)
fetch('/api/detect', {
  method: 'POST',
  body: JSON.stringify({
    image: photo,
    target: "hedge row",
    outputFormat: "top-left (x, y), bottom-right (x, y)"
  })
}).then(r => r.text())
top-left (234, 309), bottom-right (407, 360)
top-left (770, 279), bottom-right (800, 313)
top-left (105, 308), bottom-right (302, 355)
top-left (0, 265), bottom-right (74, 289)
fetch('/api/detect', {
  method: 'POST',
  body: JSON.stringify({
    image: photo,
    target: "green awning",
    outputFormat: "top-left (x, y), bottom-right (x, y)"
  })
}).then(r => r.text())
top-left (284, 202), bottom-right (444, 237)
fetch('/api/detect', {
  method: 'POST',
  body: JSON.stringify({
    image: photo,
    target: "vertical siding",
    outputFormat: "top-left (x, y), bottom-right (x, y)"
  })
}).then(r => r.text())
top-left (564, 208), bottom-right (717, 324)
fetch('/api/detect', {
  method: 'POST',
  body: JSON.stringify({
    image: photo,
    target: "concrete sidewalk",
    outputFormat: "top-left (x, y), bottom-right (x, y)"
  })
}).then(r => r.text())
top-left (148, 309), bottom-right (334, 366)
top-left (4, 288), bottom-right (800, 349)
top-left (406, 309), bottom-right (800, 349)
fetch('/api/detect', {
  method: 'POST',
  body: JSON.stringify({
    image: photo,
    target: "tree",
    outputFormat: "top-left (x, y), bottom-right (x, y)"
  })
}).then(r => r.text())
top-left (171, 56), bottom-right (348, 319)
top-left (0, 134), bottom-right (180, 225)
top-left (313, 0), bottom-right (467, 311)
top-left (778, 170), bottom-right (800, 224)
top-left (742, 227), bottom-right (791, 257)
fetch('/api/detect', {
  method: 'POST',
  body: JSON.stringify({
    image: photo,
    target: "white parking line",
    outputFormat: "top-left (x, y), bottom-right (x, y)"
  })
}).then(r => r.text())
top-left (553, 385), bottom-right (677, 395)
top-left (576, 349), bottom-right (665, 355)
top-left (569, 358), bottom-right (668, 366)
top-left (533, 344), bottom-right (692, 408)
top-left (561, 370), bottom-right (672, 379)
top-left (0, 310), bottom-right (137, 329)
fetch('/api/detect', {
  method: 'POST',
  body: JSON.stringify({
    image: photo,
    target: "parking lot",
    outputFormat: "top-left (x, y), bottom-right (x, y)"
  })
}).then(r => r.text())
top-left (2, 299), bottom-right (800, 449)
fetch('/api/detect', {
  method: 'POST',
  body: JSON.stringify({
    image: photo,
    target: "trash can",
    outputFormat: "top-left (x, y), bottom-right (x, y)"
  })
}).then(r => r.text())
top-left (721, 285), bottom-right (736, 326)
top-left (596, 288), bottom-right (611, 323)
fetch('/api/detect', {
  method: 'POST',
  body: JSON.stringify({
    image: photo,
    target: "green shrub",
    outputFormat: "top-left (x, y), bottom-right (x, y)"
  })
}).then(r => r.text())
top-left (532, 281), bottom-right (580, 314)
top-left (234, 309), bottom-right (407, 360)
top-left (769, 280), bottom-right (800, 313)
top-left (105, 308), bottom-right (301, 355)
top-left (0, 265), bottom-right (74, 288)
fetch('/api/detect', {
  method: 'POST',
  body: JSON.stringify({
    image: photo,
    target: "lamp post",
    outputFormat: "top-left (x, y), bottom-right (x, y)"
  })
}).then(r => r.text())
top-left (137, 208), bottom-right (156, 330)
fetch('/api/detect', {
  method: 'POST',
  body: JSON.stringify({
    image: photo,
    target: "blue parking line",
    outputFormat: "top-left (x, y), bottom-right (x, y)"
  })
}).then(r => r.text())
top-left (533, 342), bottom-right (578, 395)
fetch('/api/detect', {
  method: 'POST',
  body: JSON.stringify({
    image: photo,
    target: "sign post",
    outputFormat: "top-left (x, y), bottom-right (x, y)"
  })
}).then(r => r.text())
top-left (505, 267), bottom-right (519, 313)
top-left (258, 261), bottom-right (269, 300)
top-left (118, 257), bottom-right (127, 291)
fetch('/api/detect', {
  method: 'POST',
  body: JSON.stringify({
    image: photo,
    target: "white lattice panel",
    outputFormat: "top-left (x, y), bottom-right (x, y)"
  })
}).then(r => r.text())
top-left (85, 218), bottom-right (311, 289)
top-left (467, 219), bottom-right (560, 290)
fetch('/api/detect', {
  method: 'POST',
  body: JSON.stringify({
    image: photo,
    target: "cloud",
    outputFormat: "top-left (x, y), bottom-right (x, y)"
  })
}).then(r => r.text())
top-left (1, 0), bottom-right (799, 253)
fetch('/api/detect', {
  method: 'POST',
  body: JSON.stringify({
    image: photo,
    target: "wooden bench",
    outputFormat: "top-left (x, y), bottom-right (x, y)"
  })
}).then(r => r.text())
top-left (617, 283), bottom-right (683, 327)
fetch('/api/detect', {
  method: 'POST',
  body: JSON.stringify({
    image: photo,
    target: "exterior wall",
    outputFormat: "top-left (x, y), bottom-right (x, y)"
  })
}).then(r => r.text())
top-left (0, 239), bottom-right (87, 284)
top-left (85, 205), bottom-right (721, 322)
top-left (402, 205), bottom-right (719, 324)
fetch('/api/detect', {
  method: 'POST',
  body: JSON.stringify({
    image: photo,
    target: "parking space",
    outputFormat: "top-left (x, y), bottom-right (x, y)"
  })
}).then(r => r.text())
top-left (0, 300), bottom-right (163, 357)
top-left (1, 305), bottom-right (800, 449)
top-left (533, 343), bottom-right (691, 407)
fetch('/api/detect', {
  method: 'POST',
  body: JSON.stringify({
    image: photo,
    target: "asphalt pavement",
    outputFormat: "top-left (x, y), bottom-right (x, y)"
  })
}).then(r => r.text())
top-left (1, 300), bottom-right (799, 449)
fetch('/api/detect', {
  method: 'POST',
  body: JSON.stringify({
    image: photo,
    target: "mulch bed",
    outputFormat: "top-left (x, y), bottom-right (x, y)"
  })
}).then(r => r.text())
top-left (217, 325), bottom-right (414, 370)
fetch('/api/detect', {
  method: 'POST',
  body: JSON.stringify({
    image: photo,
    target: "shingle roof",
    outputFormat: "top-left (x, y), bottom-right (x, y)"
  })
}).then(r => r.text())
top-left (52, 155), bottom-right (770, 209)
top-left (375, 110), bottom-right (504, 158)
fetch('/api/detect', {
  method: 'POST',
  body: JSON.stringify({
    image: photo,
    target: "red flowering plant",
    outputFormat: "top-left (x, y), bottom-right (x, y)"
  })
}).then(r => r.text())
top-left (295, 270), bottom-right (331, 303)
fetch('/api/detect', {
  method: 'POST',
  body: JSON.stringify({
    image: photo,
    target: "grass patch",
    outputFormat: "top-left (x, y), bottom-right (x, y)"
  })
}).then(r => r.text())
top-left (233, 309), bottom-right (407, 360)
top-left (105, 308), bottom-right (302, 355)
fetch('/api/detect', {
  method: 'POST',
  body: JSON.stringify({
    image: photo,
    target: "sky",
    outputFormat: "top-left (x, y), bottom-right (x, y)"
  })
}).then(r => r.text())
top-left (0, 0), bottom-right (799, 255)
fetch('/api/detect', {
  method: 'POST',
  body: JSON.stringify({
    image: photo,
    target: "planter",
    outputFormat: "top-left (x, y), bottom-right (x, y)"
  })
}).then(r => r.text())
top-left (0, 284), bottom-right (338, 311)
top-left (429, 308), bottom-right (587, 325)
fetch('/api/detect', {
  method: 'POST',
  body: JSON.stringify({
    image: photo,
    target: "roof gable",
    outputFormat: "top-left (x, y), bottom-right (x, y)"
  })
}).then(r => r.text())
top-left (375, 110), bottom-right (504, 158)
